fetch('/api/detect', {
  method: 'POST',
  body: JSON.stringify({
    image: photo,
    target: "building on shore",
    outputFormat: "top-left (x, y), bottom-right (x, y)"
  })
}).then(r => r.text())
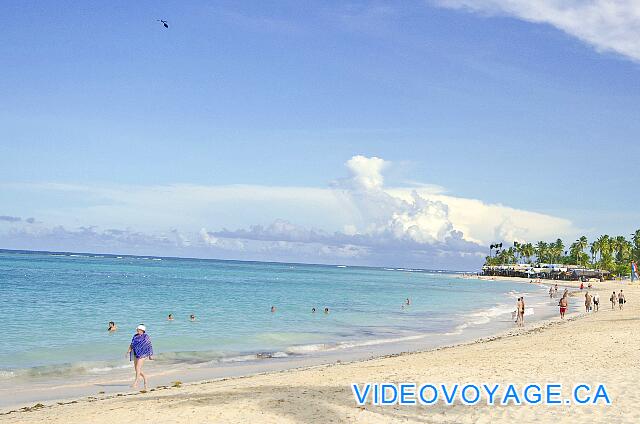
top-left (482, 264), bottom-right (610, 281)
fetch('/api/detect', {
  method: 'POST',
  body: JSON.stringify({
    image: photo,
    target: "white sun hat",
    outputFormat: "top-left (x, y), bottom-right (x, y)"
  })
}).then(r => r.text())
top-left (136, 324), bottom-right (146, 332)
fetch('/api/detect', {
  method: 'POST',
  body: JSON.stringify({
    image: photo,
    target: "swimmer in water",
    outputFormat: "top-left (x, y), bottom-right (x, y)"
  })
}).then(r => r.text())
top-left (168, 314), bottom-right (174, 321)
top-left (311, 307), bottom-right (316, 313)
top-left (108, 321), bottom-right (117, 332)
top-left (189, 314), bottom-right (196, 321)
top-left (271, 306), bottom-right (276, 313)
top-left (324, 307), bottom-right (329, 314)
top-left (406, 298), bottom-right (411, 305)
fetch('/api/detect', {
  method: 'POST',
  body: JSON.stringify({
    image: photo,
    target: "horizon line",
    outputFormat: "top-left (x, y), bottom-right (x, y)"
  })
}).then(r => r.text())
top-left (0, 248), bottom-right (474, 274)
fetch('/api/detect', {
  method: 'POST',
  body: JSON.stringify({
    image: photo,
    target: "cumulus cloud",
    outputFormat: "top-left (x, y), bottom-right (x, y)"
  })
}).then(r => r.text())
top-left (194, 157), bottom-right (489, 268)
top-left (344, 155), bottom-right (388, 190)
top-left (435, 0), bottom-right (640, 62)
top-left (0, 155), bottom-right (582, 268)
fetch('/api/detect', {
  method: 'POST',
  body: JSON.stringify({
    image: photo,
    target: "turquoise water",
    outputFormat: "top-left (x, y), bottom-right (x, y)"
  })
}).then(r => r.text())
top-left (0, 250), bottom-right (549, 380)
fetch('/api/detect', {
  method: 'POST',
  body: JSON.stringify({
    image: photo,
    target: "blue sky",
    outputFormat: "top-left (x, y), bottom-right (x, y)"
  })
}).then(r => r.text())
top-left (1, 1), bottom-right (639, 268)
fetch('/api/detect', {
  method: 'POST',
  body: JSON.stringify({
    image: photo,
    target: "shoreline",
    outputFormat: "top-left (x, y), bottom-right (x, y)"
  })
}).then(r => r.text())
top-left (3, 278), bottom-right (637, 422)
top-left (0, 275), bottom-right (560, 411)
top-left (1, 311), bottom-right (589, 418)
top-left (1, 276), bottom-right (614, 418)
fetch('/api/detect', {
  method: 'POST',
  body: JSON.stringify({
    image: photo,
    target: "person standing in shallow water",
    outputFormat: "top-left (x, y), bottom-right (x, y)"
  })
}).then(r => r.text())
top-left (559, 295), bottom-right (568, 319)
top-left (126, 324), bottom-right (153, 390)
top-left (515, 297), bottom-right (524, 327)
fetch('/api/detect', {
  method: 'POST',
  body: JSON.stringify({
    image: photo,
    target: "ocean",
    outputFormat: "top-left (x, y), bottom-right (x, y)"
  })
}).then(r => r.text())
top-left (0, 249), bottom-right (562, 405)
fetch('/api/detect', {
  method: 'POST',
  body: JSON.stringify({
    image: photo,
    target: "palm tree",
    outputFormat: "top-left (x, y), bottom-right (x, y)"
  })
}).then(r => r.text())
top-left (535, 241), bottom-right (548, 264)
top-left (590, 240), bottom-right (599, 265)
top-left (575, 236), bottom-right (588, 267)
top-left (631, 230), bottom-right (640, 263)
top-left (513, 241), bottom-right (521, 263)
top-left (612, 235), bottom-right (631, 264)
top-left (577, 236), bottom-right (588, 252)
top-left (597, 235), bottom-right (613, 269)
top-left (569, 241), bottom-right (581, 265)
top-left (551, 238), bottom-right (564, 264)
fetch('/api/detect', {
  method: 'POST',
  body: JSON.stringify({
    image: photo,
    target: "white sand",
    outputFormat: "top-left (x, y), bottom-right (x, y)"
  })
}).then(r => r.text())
top-left (2, 279), bottom-right (637, 423)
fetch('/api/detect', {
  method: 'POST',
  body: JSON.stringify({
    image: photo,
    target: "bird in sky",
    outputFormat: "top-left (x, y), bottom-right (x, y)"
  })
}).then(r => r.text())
top-left (158, 20), bottom-right (169, 29)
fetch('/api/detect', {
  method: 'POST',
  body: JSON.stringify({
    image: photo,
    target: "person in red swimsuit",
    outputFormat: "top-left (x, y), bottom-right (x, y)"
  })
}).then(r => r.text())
top-left (559, 295), bottom-right (568, 319)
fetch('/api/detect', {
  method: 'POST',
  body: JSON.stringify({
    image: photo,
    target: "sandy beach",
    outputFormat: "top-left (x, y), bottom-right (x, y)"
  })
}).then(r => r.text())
top-left (1, 278), bottom-right (637, 423)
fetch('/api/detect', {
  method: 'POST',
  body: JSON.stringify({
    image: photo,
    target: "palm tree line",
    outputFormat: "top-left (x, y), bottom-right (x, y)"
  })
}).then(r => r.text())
top-left (484, 229), bottom-right (640, 277)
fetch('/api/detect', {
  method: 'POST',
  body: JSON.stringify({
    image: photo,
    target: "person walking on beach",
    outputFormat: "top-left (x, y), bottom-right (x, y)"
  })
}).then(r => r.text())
top-left (611, 291), bottom-right (617, 310)
top-left (593, 292), bottom-right (600, 312)
top-left (559, 295), bottom-right (568, 319)
top-left (549, 287), bottom-right (554, 299)
top-left (618, 291), bottom-right (626, 310)
top-left (584, 292), bottom-right (592, 313)
top-left (126, 324), bottom-right (153, 390)
top-left (514, 297), bottom-right (525, 327)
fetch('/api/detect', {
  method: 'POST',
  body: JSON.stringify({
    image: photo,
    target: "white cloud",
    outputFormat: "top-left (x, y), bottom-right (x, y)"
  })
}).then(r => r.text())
top-left (435, 0), bottom-right (640, 62)
top-left (387, 188), bottom-right (575, 245)
top-left (344, 155), bottom-right (388, 190)
top-left (0, 155), bottom-right (582, 268)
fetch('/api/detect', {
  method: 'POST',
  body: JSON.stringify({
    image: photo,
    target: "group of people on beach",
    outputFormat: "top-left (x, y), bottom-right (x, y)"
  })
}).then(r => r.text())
top-left (557, 285), bottom-right (628, 319)
top-left (583, 292), bottom-right (600, 312)
top-left (583, 290), bottom-right (627, 313)
top-left (609, 290), bottom-right (626, 310)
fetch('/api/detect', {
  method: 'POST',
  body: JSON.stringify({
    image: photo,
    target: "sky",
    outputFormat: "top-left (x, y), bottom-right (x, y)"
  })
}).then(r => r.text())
top-left (1, 1), bottom-right (639, 269)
